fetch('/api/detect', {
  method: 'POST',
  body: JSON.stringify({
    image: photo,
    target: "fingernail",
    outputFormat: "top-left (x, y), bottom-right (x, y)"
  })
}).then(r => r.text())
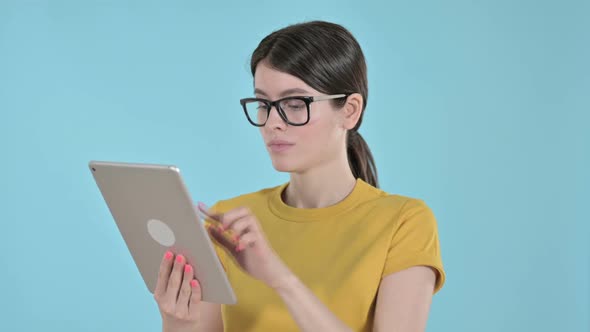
top-left (198, 202), bottom-right (207, 210)
top-left (176, 255), bottom-right (184, 263)
top-left (236, 244), bottom-right (243, 252)
top-left (233, 235), bottom-right (239, 243)
top-left (164, 251), bottom-right (173, 260)
top-left (190, 280), bottom-right (199, 288)
top-left (184, 264), bottom-right (192, 273)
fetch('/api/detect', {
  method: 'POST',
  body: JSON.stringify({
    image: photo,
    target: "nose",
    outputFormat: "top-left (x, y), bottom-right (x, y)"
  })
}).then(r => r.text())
top-left (265, 104), bottom-right (287, 129)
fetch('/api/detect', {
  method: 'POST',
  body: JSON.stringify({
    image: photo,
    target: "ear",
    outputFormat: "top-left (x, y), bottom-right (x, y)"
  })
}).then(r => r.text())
top-left (341, 93), bottom-right (364, 130)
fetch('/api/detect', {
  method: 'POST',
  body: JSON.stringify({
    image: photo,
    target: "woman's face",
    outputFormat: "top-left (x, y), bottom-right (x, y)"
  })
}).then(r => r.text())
top-left (253, 61), bottom-right (348, 174)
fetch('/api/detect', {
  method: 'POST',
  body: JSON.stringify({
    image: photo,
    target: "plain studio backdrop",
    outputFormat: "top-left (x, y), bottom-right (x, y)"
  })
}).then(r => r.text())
top-left (0, 1), bottom-right (588, 331)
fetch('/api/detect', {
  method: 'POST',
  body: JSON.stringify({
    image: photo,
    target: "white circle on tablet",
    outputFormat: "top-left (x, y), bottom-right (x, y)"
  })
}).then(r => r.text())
top-left (147, 219), bottom-right (176, 247)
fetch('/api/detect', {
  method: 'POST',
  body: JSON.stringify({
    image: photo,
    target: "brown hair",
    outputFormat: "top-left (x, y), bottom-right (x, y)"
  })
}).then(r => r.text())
top-left (250, 21), bottom-right (378, 188)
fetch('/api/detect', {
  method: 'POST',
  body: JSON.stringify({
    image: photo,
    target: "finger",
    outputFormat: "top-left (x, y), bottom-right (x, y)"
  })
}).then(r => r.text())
top-left (236, 231), bottom-right (258, 252)
top-left (217, 206), bottom-right (251, 231)
top-left (197, 203), bottom-right (224, 227)
top-left (165, 254), bottom-right (186, 303)
top-left (207, 223), bottom-right (238, 252)
top-left (199, 206), bottom-right (240, 242)
top-left (228, 215), bottom-right (254, 239)
top-left (203, 211), bottom-right (240, 246)
top-left (175, 264), bottom-right (194, 317)
top-left (197, 202), bottom-right (223, 223)
top-left (154, 251), bottom-right (174, 299)
top-left (188, 279), bottom-right (202, 320)
top-left (198, 203), bottom-right (252, 241)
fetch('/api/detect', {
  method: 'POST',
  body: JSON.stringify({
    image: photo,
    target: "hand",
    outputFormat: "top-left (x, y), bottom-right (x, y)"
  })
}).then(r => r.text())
top-left (198, 202), bottom-right (293, 290)
top-left (154, 251), bottom-right (202, 332)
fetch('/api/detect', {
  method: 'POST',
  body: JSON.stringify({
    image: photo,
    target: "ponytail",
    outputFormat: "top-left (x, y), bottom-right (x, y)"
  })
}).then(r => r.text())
top-left (347, 130), bottom-right (379, 188)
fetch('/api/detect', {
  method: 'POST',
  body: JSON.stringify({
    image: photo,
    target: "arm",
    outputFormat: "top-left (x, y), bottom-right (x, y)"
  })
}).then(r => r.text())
top-left (162, 301), bottom-right (223, 332)
top-left (373, 266), bottom-right (437, 332)
top-left (194, 302), bottom-right (223, 332)
top-left (272, 273), bottom-right (354, 332)
top-left (200, 204), bottom-right (353, 332)
top-left (161, 302), bottom-right (223, 332)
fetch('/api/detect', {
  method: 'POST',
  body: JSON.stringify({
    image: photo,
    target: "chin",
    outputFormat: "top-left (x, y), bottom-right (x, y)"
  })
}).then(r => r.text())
top-left (270, 158), bottom-right (298, 173)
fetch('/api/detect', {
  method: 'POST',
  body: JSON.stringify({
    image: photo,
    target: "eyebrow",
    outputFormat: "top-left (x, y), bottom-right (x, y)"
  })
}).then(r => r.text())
top-left (254, 88), bottom-right (311, 98)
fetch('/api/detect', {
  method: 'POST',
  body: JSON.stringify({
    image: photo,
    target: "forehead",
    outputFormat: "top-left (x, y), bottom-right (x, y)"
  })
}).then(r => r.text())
top-left (253, 62), bottom-right (319, 97)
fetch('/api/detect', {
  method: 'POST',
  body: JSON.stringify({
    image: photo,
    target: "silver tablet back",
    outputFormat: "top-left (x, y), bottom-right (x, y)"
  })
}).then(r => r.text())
top-left (89, 160), bottom-right (236, 304)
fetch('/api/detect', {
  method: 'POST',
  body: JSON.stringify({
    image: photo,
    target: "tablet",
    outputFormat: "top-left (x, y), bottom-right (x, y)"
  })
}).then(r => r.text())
top-left (89, 160), bottom-right (237, 304)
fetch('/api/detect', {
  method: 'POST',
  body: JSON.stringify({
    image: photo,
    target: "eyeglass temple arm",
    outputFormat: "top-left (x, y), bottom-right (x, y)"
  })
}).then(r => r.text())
top-left (312, 94), bottom-right (348, 102)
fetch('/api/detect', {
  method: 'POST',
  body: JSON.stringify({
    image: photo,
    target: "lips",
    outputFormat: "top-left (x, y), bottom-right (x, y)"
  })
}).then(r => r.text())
top-left (267, 139), bottom-right (294, 153)
top-left (268, 139), bottom-right (294, 146)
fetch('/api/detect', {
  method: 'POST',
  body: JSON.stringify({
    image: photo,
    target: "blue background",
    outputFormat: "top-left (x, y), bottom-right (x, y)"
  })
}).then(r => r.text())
top-left (1, 1), bottom-right (588, 331)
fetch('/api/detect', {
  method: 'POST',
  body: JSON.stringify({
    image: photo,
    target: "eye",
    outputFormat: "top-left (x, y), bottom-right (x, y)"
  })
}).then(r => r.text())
top-left (256, 102), bottom-right (269, 110)
top-left (282, 99), bottom-right (306, 111)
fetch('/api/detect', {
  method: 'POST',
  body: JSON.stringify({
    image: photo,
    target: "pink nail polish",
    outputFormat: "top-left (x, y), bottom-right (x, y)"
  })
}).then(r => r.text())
top-left (164, 251), bottom-right (173, 260)
top-left (176, 255), bottom-right (184, 263)
top-left (236, 244), bottom-right (243, 252)
top-left (191, 280), bottom-right (199, 288)
top-left (184, 264), bottom-right (192, 273)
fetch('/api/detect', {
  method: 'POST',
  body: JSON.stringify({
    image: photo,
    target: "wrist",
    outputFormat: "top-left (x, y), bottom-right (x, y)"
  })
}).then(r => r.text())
top-left (270, 270), bottom-right (299, 293)
top-left (162, 321), bottom-right (199, 332)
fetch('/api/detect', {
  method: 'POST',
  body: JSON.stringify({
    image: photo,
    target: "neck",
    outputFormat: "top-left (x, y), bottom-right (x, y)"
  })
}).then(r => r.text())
top-left (283, 158), bottom-right (357, 209)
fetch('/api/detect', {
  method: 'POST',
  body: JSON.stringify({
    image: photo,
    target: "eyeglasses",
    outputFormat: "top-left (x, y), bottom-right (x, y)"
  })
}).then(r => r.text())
top-left (240, 94), bottom-right (349, 127)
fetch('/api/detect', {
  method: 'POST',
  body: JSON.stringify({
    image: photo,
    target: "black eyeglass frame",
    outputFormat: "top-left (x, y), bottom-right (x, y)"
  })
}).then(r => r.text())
top-left (239, 94), bottom-right (350, 127)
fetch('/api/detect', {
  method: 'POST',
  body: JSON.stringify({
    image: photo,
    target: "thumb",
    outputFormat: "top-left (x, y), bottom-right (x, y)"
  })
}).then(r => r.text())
top-left (198, 202), bottom-right (238, 252)
top-left (205, 222), bottom-right (237, 252)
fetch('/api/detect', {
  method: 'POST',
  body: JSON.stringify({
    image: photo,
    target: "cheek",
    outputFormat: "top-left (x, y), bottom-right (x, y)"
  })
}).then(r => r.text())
top-left (307, 109), bottom-right (340, 137)
top-left (297, 112), bottom-right (338, 150)
top-left (307, 107), bottom-right (334, 128)
top-left (300, 114), bottom-right (324, 139)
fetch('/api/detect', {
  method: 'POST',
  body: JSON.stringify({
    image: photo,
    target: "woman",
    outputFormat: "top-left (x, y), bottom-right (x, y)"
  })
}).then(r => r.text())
top-left (154, 21), bottom-right (445, 332)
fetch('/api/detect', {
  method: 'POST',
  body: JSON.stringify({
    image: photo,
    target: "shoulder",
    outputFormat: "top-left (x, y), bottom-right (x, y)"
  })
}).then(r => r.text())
top-left (361, 187), bottom-right (438, 235)
top-left (372, 194), bottom-right (440, 244)
top-left (363, 184), bottom-right (433, 220)
top-left (383, 195), bottom-right (436, 225)
top-left (389, 195), bottom-right (434, 218)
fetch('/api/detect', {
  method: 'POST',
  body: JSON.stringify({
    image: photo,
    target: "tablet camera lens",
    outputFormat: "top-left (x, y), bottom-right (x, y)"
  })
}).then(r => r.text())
top-left (92, 167), bottom-right (96, 172)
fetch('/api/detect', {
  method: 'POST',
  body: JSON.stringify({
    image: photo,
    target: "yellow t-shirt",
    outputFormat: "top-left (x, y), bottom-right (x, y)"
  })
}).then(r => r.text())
top-left (209, 178), bottom-right (445, 332)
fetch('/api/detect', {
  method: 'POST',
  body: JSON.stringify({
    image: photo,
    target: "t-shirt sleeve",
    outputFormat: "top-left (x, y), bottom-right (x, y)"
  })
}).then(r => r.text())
top-left (381, 198), bottom-right (446, 294)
